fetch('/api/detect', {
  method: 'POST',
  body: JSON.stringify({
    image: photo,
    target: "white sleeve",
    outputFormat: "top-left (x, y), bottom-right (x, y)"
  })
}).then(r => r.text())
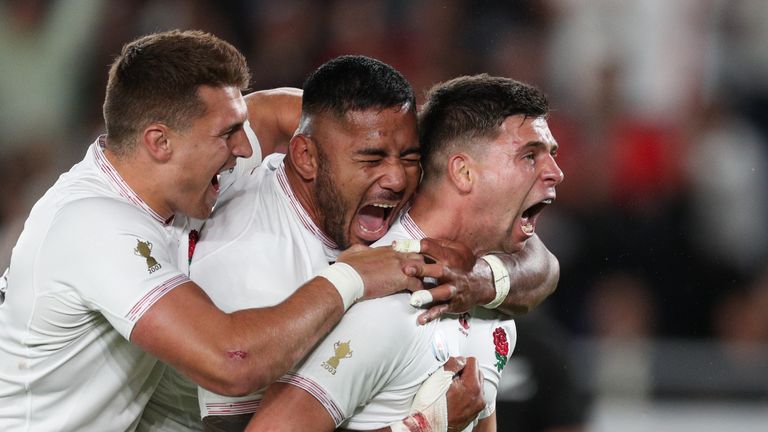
top-left (37, 198), bottom-right (189, 339)
top-left (465, 317), bottom-right (517, 419)
top-left (276, 294), bottom-right (427, 426)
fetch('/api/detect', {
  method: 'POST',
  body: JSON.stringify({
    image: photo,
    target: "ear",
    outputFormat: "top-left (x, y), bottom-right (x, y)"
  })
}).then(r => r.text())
top-left (288, 134), bottom-right (319, 180)
top-left (141, 124), bottom-right (173, 162)
top-left (447, 153), bottom-right (475, 193)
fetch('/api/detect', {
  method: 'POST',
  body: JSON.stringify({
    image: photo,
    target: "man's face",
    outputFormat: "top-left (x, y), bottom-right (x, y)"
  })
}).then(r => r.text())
top-left (166, 85), bottom-right (252, 219)
top-left (310, 106), bottom-right (421, 248)
top-left (471, 115), bottom-right (563, 254)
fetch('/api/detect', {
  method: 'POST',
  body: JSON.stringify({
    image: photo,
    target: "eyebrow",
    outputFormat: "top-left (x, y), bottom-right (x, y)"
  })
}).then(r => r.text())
top-left (519, 140), bottom-right (557, 154)
top-left (218, 122), bottom-right (244, 136)
top-left (355, 145), bottom-right (421, 158)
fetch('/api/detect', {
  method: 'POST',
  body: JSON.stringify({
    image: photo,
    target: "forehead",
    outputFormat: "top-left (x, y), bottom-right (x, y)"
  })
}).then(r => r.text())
top-left (196, 85), bottom-right (248, 127)
top-left (496, 114), bottom-right (557, 150)
top-left (314, 106), bottom-right (418, 151)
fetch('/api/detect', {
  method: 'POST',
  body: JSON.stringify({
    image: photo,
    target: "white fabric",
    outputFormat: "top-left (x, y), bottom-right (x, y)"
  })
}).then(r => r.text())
top-left (0, 137), bottom-right (190, 432)
top-left (279, 212), bottom-right (517, 430)
top-left (136, 119), bottom-right (263, 432)
top-left (190, 153), bottom-right (339, 417)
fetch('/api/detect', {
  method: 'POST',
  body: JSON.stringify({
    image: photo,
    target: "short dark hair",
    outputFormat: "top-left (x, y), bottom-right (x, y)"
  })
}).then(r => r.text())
top-left (300, 55), bottom-right (415, 125)
top-left (418, 74), bottom-right (549, 183)
top-left (103, 30), bottom-right (250, 156)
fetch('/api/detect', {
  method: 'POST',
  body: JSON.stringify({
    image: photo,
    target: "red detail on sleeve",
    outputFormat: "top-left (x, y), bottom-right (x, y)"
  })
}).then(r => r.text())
top-left (188, 229), bottom-right (199, 265)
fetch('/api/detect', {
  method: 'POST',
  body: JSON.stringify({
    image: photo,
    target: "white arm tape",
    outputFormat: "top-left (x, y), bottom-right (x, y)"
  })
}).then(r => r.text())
top-left (480, 255), bottom-right (510, 309)
top-left (317, 262), bottom-right (364, 311)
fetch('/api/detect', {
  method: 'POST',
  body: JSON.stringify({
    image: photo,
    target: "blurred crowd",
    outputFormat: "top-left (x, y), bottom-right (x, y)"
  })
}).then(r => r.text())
top-left (1, 0), bottom-right (767, 420)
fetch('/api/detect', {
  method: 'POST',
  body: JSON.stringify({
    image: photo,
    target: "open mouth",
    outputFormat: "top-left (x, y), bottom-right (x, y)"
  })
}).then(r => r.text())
top-left (356, 203), bottom-right (397, 240)
top-left (520, 198), bottom-right (553, 236)
top-left (211, 174), bottom-right (221, 193)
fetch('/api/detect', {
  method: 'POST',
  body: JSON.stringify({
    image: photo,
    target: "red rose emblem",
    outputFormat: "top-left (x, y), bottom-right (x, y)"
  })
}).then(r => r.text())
top-left (493, 327), bottom-right (509, 372)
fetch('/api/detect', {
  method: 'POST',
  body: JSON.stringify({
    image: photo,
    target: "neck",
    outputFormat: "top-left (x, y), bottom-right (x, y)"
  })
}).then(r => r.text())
top-left (103, 147), bottom-right (173, 221)
top-left (283, 157), bottom-right (323, 228)
top-left (408, 185), bottom-right (469, 246)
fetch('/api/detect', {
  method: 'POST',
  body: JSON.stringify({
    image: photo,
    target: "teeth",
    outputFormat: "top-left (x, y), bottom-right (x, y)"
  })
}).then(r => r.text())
top-left (542, 199), bottom-right (553, 204)
top-left (371, 203), bottom-right (395, 208)
top-left (522, 222), bottom-right (534, 235)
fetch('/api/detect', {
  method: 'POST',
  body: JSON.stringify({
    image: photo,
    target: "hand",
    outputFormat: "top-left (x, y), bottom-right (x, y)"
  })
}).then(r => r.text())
top-left (336, 245), bottom-right (426, 300)
top-left (389, 356), bottom-right (484, 432)
top-left (406, 238), bottom-right (496, 324)
top-left (444, 356), bottom-right (485, 432)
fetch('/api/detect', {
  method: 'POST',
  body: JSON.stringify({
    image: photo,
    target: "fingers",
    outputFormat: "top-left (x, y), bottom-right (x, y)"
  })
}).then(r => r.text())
top-left (417, 303), bottom-right (450, 324)
top-left (441, 356), bottom-right (467, 374)
top-left (457, 357), bottom-right (481, 388)
top-left (403, 262), bottom-right (448, 279)
top-left (422, 283), bottom-right (457, 304)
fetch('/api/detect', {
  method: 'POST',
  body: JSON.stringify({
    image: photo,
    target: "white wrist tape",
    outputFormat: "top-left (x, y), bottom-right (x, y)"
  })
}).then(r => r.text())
top-left (480, 255), bottom-right (510, 309)
top-left (317, 262), bottom-right (364, 311)
top-left (392, 239), bottom-right (421, 253)
top-left (389, 366), bottom-right (452, 432)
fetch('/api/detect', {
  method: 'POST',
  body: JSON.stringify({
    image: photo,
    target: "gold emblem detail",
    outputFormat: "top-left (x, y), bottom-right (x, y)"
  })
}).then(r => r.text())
top-left (134, 239), bottom-right (162, 273)
top-left (321, 340), bottom-right (353, 375)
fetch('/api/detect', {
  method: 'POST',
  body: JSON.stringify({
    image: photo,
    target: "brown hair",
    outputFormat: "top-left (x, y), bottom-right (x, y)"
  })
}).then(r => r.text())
top-left (418, 74), bottom-right (548, 184)
top-left (103, 30), bottom-right (250, 156)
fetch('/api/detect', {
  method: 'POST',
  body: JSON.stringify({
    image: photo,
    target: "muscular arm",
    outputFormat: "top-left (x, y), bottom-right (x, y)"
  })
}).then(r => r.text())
top-left (244, 87), bottom-right (302, 156)
top-left (132, 277), bottom-right (345, 396)
top-left (416, 234), bottom-right (559, 321)
top-left (131, 246), bottom-right (425, 396)
top-left (492, 234), bottom-right (559, 316)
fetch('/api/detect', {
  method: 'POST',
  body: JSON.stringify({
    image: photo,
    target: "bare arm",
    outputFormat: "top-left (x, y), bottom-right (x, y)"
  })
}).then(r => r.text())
top-left (131, 245), bottom-right (426, 396)
top-left (413, 234), bottom-right (559, 322)
top-left (244, 87), bottom-right (303, 156)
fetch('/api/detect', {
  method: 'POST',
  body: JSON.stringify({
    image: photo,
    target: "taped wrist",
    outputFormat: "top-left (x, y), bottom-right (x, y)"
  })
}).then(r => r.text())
top-left (317, 262), bottom-right (364, 311)
top-left (389, 366), bottom-right (452, 432)
top-left (480, 255), bottom-right (510, 309)
top-left (389, 412), bottom-right (432, 432)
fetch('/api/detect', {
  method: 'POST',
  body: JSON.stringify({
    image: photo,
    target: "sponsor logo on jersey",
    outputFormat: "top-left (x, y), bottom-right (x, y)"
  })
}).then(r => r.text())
top-left (493, 327), bottom-right (510, 372)
top-left (134, 239), bottom-right (162, 274)
top-left (321, 340), bottom-right (353, 375)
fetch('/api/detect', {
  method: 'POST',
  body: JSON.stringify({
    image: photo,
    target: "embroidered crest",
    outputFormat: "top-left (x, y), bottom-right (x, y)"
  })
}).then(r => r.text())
top-left (493, 327), bottom-right (509, 372)
top-left (134, 239), bottom-right (162, 274)
top-left (321, 340), bottom-right (353, 375)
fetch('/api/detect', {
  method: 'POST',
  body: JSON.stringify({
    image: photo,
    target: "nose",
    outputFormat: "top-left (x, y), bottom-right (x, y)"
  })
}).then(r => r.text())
top-left (230, 129), bottom-right (253, 159)
top-left (541, 155), bottom-right (564, 186)
top-left (378, 159), bottom-right (408, 193)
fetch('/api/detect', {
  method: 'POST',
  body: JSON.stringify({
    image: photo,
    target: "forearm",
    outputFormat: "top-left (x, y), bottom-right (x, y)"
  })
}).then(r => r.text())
top-left (245, 87), bottom-right (302, 155)
top-left (489, 234), bottom-right (559, 316)
top-left (132, 277), bottom-right (345, 397)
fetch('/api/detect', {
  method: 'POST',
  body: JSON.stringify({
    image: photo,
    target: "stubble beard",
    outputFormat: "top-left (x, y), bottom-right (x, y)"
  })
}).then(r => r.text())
top-left (314, 158), bottom-right (350, 249)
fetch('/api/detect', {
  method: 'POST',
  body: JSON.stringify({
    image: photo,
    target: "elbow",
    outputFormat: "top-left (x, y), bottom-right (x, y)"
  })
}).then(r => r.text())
top-left (200, 355), bottom-right (275, 397)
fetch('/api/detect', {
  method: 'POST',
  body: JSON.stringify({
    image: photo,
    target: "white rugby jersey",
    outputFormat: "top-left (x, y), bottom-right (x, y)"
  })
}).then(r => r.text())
top-left (189, 153), bottom-right (340, 417)
top-left (0, 137), bottom-right (190, 432)
top-left (137, 119), bottom-right (263, 432)
top-left (279, 211), bottom-right (517, 431)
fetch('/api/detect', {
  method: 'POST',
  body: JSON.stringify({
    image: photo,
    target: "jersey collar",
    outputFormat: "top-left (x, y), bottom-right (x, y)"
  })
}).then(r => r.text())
top-left (93, 136), bottom-right (170, 225)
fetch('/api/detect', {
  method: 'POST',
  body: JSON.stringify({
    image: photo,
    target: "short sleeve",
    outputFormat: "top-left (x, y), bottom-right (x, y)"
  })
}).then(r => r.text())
top-left (277, 294), bottom-right (432, 426)
top-left (465, 317), bottom-right (517, 419)
top-left (37, 198), bottom-right (189, 339)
